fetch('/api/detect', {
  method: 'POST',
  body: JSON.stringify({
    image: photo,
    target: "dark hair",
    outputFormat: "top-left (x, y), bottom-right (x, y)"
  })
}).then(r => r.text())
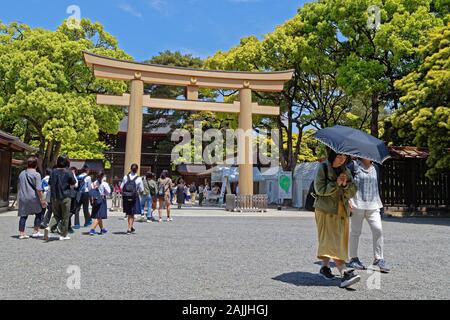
top-left (327, 149), bottom-right (338, 164)
top-left (27, 156), bottom-right (38, 169)
top-left (145, 171), bottom-right (153, 179)
top-left (97, 170), bottom-right (105, 180)
top-left (131, 163), bottom-right (138, 173)
top-left (56, 155), bottom-right (70, 168)
top-left (327, 149), bottom-right (349, 170)
top-left (45, 169), bottom-right (52, 176)
top-left (160, 171), bottom-right (167, 179)
top-left (82, 164), bottom-right (89, 173)
top-left (70, 166), bottom-right (77, 171)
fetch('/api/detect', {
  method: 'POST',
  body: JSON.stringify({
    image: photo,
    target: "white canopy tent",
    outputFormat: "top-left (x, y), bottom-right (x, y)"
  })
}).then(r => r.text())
top-left (292, 162), bottom-right (320, 208)
top-left (261, 166), bottom-right (282, 204)
top-left (210, 166), bottom-right (265, 184)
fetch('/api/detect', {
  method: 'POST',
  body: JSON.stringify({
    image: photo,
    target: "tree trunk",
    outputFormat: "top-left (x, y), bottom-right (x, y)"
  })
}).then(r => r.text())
top-left (292, 128), bottom-right (303, 172)
top-left (371, 94), bottom-right (379, 138)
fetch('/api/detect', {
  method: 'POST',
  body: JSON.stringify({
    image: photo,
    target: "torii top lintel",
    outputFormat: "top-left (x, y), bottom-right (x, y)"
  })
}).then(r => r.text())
top-left (83, 51), bottom-right (294, 92)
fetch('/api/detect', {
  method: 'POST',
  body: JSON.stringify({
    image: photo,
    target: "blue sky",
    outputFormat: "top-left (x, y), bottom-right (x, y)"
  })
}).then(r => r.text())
top-left (1, 0), bottom-right (308, 62)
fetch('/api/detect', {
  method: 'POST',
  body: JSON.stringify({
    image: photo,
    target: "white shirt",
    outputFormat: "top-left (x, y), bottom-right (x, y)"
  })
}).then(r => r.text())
top-left (120, 172), bottom-right (144, 193)
top-left (77, 173), bottom-right (92, 193)
top-left (93, 180), bottom-right (111, 196)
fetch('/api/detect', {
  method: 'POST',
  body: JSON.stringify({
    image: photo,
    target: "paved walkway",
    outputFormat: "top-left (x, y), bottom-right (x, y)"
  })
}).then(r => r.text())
top-left (0, 207), bottom-right (449, 300)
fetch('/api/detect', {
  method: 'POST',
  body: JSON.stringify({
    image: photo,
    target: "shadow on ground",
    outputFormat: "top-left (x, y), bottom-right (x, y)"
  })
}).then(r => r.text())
top-left (272, 271), bottom-right (340, 287)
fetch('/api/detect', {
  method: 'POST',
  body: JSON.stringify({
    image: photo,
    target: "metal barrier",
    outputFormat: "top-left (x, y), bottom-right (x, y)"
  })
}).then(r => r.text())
top-left (226, 194), bottom-right (268, 212)
top-left (111, 192), bottom-right (123, 212)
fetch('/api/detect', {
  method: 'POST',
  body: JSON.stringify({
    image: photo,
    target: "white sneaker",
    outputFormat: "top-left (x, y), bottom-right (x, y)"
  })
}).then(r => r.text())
top-left (19, 235), bottom-right (30, 240)
top-left (31, 232), bottom-right (43, 238)
top-left (59, 236), bottom-right (71, 241)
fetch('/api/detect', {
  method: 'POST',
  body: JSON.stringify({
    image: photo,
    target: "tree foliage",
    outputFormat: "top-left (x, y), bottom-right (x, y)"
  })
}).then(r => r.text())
top-left (0, 19), bottom-right (131, 170)
top-left (393, 23), bottom-right (450, 177)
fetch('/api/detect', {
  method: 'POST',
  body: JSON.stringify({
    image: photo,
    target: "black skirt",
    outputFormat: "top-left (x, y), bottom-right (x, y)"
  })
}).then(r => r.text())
top-left (123, 196), bottom-right (141, 215)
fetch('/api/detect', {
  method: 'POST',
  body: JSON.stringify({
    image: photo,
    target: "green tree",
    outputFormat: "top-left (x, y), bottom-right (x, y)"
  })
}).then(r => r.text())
top-left (393, 23), bottom-right (450, 177)
top-left (332, 0), bottom-right (445, 137)
top-left (0, 19), bottom-right (131, 170)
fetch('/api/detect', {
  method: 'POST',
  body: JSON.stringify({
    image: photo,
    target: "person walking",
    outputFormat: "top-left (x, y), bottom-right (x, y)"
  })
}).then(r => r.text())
top-left (190, 182), bottom-right (197, 205)
top-left (313, 149), bottom-right (360, 288)
top-left (40, 168), bottom-right (52, 229)
top-left (140, 172), bottom-right (156, 222)
top-left (45, 155), bottom-right (77, 241)
top-left (348, 158), bottom-right (390, 273)
top-left (74, 164), bottom-right (92, 229)
top-left (88, 171), bottom-right (110, 236)
top-left (121, 164), bottom-right (144, 234)
top-left (176, 179), bottom-right (185, 209)
top-left (17, 156), bottom-right (47, 239)
top-left (157, 171), bottom-right (173, 222)
top-left (185, 184), bottom-right (191, 203)
top-left (198, 184), bottom-right (204, 207)
top-left (67, 166), bottom-right (79, 234)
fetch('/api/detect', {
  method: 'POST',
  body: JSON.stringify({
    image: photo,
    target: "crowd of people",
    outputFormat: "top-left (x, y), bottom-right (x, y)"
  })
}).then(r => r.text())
top-left (16, 149), bottom-right (389, 290)
top-left (16, 155), bottom-right (215, 240)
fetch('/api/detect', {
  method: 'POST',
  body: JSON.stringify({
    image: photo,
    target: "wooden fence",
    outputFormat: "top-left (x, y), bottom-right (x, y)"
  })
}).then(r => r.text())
top-left (380, 159), bottom-right (449, 209)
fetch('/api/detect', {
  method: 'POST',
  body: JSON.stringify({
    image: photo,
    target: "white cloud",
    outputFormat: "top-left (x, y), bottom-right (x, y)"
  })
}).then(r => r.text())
top-left (118, 3), bottom-right (143, 18)
top-left (147, 0), bottom-right (168, 11)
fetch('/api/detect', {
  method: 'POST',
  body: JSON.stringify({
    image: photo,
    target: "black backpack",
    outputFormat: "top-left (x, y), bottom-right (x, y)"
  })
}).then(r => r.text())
top-left (122, 174), bottom-right (138, 200)
top-left (304, 163), bottom-right (328, 212)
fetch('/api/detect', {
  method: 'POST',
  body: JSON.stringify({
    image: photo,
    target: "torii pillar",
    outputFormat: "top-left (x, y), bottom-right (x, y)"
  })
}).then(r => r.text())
top-left (239, 87), bottom-right (253, 196)
top-left (124, 76), bottom-right (144, 175)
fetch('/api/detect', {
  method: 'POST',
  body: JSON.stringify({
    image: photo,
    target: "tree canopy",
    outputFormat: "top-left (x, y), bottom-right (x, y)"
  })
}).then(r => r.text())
top-left (0, 19), bottom-right (131, 170)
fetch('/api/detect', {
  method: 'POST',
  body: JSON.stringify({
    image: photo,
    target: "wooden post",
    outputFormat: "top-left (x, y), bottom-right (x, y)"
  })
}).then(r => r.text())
top-left (186, 86), bottom-right (199, 101)
top-left (238, 87), bottom-right (254, 196)
top-left (124, 78), bottom-right (144, 176)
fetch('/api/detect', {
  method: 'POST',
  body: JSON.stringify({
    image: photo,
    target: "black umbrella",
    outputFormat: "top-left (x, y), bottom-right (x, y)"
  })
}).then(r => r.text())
top-left (312, 125), bottom-right (391, 164)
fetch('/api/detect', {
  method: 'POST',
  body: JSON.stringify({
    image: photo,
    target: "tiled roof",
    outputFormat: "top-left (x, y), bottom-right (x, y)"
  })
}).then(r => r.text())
top-left (0, 130), bottom-right (37, 152)
top-left (389, 146), bottom-right (429, 159)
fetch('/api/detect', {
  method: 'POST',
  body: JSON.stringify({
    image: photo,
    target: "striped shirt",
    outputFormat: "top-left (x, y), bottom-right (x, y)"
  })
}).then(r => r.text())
top-left (350, 162), bottom-right (383, 210)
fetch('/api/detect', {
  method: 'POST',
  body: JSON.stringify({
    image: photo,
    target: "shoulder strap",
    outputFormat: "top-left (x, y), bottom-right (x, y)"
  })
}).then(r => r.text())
top-left (322, 163), bottom-right (328, 182)
top-left (25, 173), bottom-right (37, 192)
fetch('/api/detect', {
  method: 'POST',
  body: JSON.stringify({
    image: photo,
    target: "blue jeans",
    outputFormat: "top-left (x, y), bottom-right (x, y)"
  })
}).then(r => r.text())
top-left (140, 194), bottom-right (153, 219)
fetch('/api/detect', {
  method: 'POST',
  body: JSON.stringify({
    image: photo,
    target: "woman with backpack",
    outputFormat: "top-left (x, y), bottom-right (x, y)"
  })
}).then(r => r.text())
top-left (313, 149), bottom-right (360, 289)
top-left (89, 171), bottom-right (110, 236)
top-left (348, 158), bottom-right (390, 273)
top-left (157, 171), bottom-right (173, 222)
top-left (121, 164), bottom-right (144, 234)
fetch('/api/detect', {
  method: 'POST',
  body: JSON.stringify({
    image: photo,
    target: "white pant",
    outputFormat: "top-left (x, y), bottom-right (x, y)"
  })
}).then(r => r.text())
top-left (349, 208), bottom-right (384, 260)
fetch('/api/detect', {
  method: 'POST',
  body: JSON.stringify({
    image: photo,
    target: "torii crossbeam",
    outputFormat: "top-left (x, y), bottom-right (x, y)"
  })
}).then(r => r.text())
top-left (83, 51), bottom-right (293, 196)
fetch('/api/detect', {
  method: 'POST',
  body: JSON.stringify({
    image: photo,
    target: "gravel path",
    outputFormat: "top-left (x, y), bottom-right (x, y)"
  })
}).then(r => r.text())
top-left (0, 209), bottom-right (448, 300)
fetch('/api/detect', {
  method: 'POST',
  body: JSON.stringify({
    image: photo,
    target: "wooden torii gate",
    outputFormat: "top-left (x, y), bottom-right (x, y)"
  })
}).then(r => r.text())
top-left (83, 51), bottom-right (293, 196)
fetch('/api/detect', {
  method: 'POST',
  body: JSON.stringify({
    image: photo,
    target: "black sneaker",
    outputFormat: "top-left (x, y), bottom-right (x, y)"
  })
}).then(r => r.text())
top-left (126, 230), bottom-right (132, 235)
top-left (340, 269), bottom-right (361, 288)
top-left (319, 266), bottom-right (336, 280)
top-left (131, 228), bottom-right (136, 234)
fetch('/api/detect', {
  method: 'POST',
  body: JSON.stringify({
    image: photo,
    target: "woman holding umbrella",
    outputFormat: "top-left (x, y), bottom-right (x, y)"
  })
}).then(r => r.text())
top-left (312, 125), bottom-right (391, 288)
top-left (314, 149), bottom-right (360, 288)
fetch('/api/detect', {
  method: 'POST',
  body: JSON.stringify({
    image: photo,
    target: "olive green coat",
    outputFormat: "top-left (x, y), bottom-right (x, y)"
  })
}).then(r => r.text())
top-left (313, 161), bottom-right (357, 216)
